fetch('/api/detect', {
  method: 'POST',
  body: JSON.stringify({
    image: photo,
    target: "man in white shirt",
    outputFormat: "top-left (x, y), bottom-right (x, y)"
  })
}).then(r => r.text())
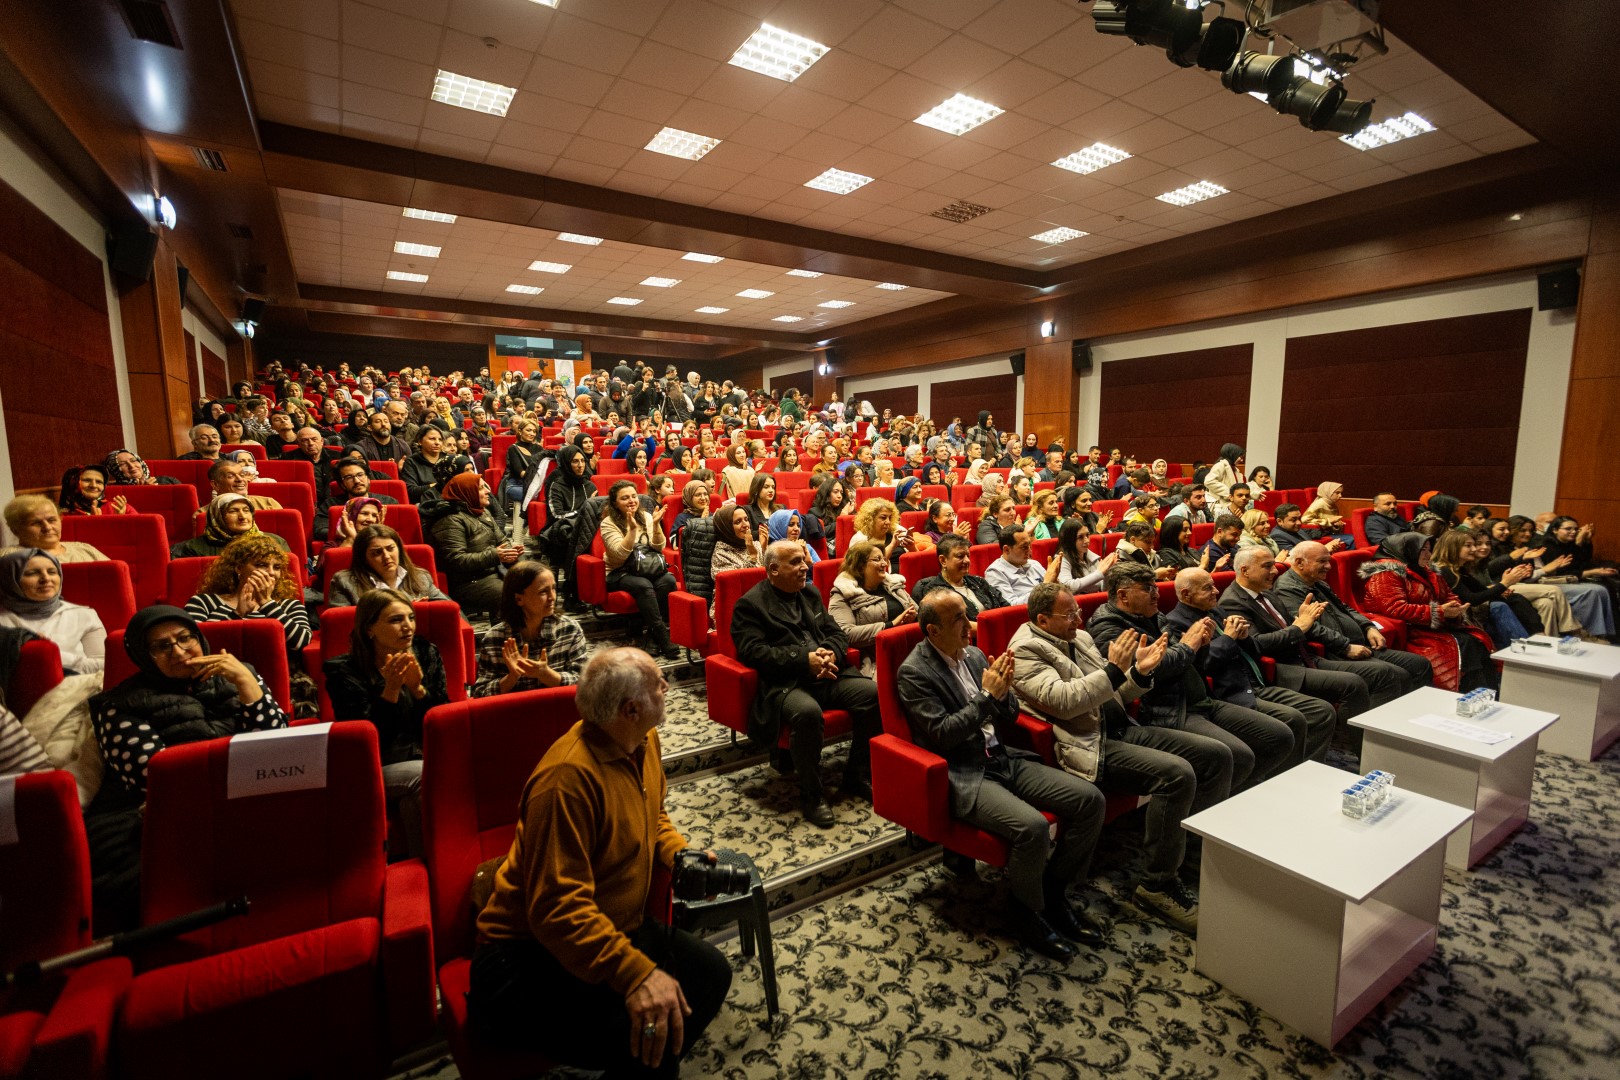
top-left (985, 527), bottom-right (1050, 608)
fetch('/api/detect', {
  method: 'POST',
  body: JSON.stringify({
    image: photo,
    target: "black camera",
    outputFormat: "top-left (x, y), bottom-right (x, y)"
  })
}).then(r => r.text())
top-left (672, 849), bottom-right (751, 901)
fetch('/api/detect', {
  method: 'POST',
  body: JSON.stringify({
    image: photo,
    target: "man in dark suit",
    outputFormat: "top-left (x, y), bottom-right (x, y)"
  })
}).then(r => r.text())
top-left (1217, 548), bottom-right (1378, 723)
top-left (1362, 491), bottom-right (1412, 547)
top-left (1272, 541), bottom-right (1431, 696)
top-left (731, 541), bottom-right (880, 828)
top-left (1167, 568), bottom-right (1335, 766)
top-left (897, 588), bottom-right (1107, 961)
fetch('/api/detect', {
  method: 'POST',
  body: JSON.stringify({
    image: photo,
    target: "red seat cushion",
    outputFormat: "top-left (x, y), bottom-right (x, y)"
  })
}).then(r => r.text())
top-left (437, 958), bottom-right (554, 1080)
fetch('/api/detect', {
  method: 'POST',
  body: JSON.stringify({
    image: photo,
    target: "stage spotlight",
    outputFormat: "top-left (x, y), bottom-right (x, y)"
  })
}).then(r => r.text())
top-left (1170, 15), bottom-right (1246, 70)
top-left (1222, 51), bottom-right (1295, 97)
top-left (1092, 0), bottom-right (1202, 62)
top-left (1322, 96), bottom-right (1373, 135)
top-left (1269, 75), bottom-right (1347, 131)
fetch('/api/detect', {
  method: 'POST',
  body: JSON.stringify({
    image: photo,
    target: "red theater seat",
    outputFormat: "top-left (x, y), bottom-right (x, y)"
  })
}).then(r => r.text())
top-left (898, 550), bottom-right (936, 595)
top-left (1330, 549), bottom-right (1406, 649)
top-left (590, 473), bottom-right (646, 496)
top-left (326, 502), bottom-right (424, 547)
top-left (255, 508), bottom-right (310, 561)
top-left (105, 622), bottom-right (294, 717)
top-left (107, 485), bottom-right (199, 546)
top-left (8, 639), bottom-right (65, 718)
top-left (0, 771), bottom-right (131, 1080)
top-left (968, 543), bottom-right (998, 578)
top-left (305, 601), bottom-right (471, 721)
top-left (255, 459), bottom-right (315, 488)
top-left (116, 724), bottom-right (434, 1079)
top-left (575, 533), bottom-right (644, 616)
top-left (62, 560), bottom-right (137, 637)
top-left (59, 513), bottom-right (169, 608)
top-left (320, 544), bottom-right (444, 601)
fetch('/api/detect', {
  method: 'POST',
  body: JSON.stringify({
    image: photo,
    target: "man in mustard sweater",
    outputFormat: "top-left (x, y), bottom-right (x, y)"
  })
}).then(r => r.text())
top-left (469, 647), bottom-right (732, 1076)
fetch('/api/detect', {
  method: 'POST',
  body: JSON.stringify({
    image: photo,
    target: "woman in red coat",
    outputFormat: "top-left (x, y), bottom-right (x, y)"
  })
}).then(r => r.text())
top-left (1360, 532), bottom-right (1499, 692)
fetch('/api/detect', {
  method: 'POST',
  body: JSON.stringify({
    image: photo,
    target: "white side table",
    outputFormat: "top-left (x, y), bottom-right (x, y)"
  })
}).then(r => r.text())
top-left (1351, 686), bottom-right (1558, 869)
top-left (1491, 636), bottom-right (1620, 761)
top-left (1183, 761), bottom-right (1471, 1047)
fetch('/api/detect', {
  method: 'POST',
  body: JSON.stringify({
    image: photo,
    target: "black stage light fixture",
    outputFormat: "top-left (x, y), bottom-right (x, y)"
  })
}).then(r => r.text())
top-left (1222, 51), bottom-right (1295, 97)
top-left (1269, 75), bottom-right (1347, 131)
top-left (1170, 15), bottom-right (1246, 71)
top-left (1323, 96), bottom-right (1374, 135)
top-left (1092, 0), bottom-right (1202, 62)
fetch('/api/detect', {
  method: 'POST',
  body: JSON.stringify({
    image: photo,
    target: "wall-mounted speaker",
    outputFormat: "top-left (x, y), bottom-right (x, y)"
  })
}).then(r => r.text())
top-left (106, 223), bottom-right (158, 282)
top-left (176, 263), bottom-right (190, 301)
top-left (1538, 267), bottom-right (1579, 311)
top-left (1009, 351), bottom-right (1026, 377)
top-left (241, 297), bottom-right (267, 323)
top-left (1072, 341), bottom-right (1093, 376)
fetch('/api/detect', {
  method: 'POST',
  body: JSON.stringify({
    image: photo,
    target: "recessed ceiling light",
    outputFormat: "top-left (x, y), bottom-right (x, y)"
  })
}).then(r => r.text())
top-left (786, 269), bottom-right (823, 278)
top-left (695, 306), bottom-right (730, 314)
top-left (528, 260), bottom-right (573, 273)
top-left (804, 167), bottom-right (874, 195)
top-left (728, 23), bottom-right (829, 83)
top-left (818, 300), bottom-right (853, 308)
top-left (1030, 226), bottom-right (1087, 244)
top-left (736, 288), bottom-right (774, 299)
top-left (1339, 111), bottom-right (1435, 151)
top-left (431, 70), bottom-right (517, 118)
top-left (683, 252), bottom-right (724, 263)
top-left (402, 207), bottom-right (457, 223)
top-left (875, 282), bottom-right (908, 290)
top-left (915, 93), bottom-right (1003, 136)
top-left (506, 284), bottom-right (544, 295)
top-left (1156, 181), bottom-right (1228, 206)
top-left (773, 315), bottom-right (804, 323)
top-left (644, 126), bottom-right (721, 160)
top-left (387, 271), bottom-right (429, 282)
top-left (607, 296), bottom-right (642, 306)
top-left (527, 0), bottom-right (559, 8)
top-left (393, 241), bottom-right (441, 257)
top-left (1050, 142), bottom-right (1131, 175)
top-left (640, 276), bottom-right (681, 288)
top-left (557, 232), bottom-right (603, 245)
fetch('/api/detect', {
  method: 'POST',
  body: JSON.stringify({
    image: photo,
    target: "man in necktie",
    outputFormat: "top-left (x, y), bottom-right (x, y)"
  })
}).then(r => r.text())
top-left (1217, 548), bottom-right (1372, 730)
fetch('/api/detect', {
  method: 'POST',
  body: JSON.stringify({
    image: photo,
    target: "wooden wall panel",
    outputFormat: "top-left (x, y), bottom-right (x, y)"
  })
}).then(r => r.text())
top-left (852, 385), bottom-right (918, 419)
top-left (1099, 345), bottom-right (1252, 467)
top-left (202, 345), bottom-right (226, 397)
top-left (1022, 341), bottom-right (1077, 447)
top-left (0, 178), bottom-right (123, 488)
top-left (183, 329), bottom-right (200, 404)
top-left (1555, 188), bottom-right (1620, 558)
top-left (769, 368), bottom-right (813, 400)
top-left (1280, 310), bottom-right (1532, 503)
top-left (932, 374), bottom-right (1016, 435)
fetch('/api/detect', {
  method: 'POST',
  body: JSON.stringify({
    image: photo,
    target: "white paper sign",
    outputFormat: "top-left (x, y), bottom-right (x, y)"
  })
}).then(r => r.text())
top-left (0, 775), bottom-right (16, 846)
top-left (1408, 713), bottom-right (1512, 745)
top-left (227, 723), bottom-right (333, 799)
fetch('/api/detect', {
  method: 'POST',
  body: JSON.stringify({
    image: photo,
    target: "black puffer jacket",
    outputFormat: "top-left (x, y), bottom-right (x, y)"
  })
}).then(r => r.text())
top-left (425, 500), bottom-right (505, 592)
top-left (681, 515), bottom-right (719, 602)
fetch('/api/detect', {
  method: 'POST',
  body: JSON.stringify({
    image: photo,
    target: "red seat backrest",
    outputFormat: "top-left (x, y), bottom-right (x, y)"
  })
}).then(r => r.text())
top-left (875, 623), bottom-right (926, 740)
top-left (108, 484), bottom-right (199, 545)
top-left (969, 543), bottom-right (998, 577)
top-left (369, 461), bottom-right (400, 480)
top-left (222, 443), bottom-right (266, 461)
top-left (62, 559), bottom-right (137, 634)
top-left (1156, 581), bottom-right (1178, 613)
top-left (317, 601), bottom-right (468, 703)
top-left (1078, 592), bottom-right (1110, 624)
top-left (1349, 507), bottom-right (1373, 549)
top-left (710, 568), bottom-right (767, 659)
top-left (256, 459), bottom-right (316, 489)
top-left (1093, 499), bottom-right (1128, 521)
top-left (421, 687), bottom-right (582, 961)
top-left (897, 550), bottom-right (935, 595)
top-left (812, 557), bottom-right (839, 607)
top-left (1107, 464), bottom-right (1123, 485)
top-left (1032, 538), bottom-right (1059, 565)
top-left (145, 460), bottom-right (211, 501)
top-left (597, 458), bottom-right (627, 475)
top-left (326, 503), bottom-right (423, 546)
top-left (321, 544), bottom-right (440, 600)
top-left (1333, 549), bottom-right (1378, 608)
top-left (773, 470), bottom-right (811, 491)
top-left (976, 605), bottom-right (1029, 658)
top-left (251, 482), bottom-right (317, 538)
top-left (1190, 523), bottom-right (1216, 547)
top-left (139, 723), bottom-right (385, 963)
top-left (662, 494), bottom-right (684, 536)
top-left (7, 640), bottom-right (64, 730)
top-left (952, 484), bottom-right (982, 508)
top-left (835, 515), bottom-right (855, 558)
top-left (106, 621), bottom-right (294, 717)
top-left (491, 434), bottom-right (516, 465)
top-left (0, 771), bottom-right (92, 972)
top-left (1257, 490), bottom-right (1287, 514)
top-left (164, 557), bottom-right (215, 607)
top-left (1089, 532), bottom-right (1123, 556)
top-left (900, 510), bottom-right (929, 531)
top-left (59, 513), bottom-right (169, 607)
top-left (592, 473), bottom-right (646, 496)
top-left (256, 508), bottom-right (310, 562)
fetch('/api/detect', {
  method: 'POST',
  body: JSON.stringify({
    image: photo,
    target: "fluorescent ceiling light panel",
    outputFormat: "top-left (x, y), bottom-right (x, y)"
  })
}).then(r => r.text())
top-left (640, 276), bottom-right (681, 287)
top-left (1030, 226), bottom-right (1087, 244)
top-left (695, 306), bottom-right (730, 313)
top-left (527, 260), bottom-right (573, 273)
top-left (402, 207), bottom-right (456, 223)
top-left (645, 126), bottom-right (721, 160)
top-left (817, 300), bottom-right (854, 308)
top-left (607, 296), bottom-right (642, 305)
top-left (505, 284), bottom-right (544, 294)
top-left (786, 269), bottom-right (823, 278)
top-left (527, 0), bottom-right (559, 7)
top-left (875, 282), bottom-right (908, 290)
top-left (772, 315), bottom-right (804, 323)
top-left (431, 69), bottom-right (517, 117)
top-left (804, 167), bottom-right (874, 195)
top-left (1050, 142), bottom-right (1131, 175)
top-left (557, 232), bottom-right (603, 245)
top-left (728, 23), bottom-right (829, 83)
top-left (736, 288), bottom-right (774, 299)
top-left (1340, 111), bottom-right (1436, 151)
top-left (1156, 181), bottom-right (1228, 206)
top-left (393, 241), bottom-right (441, 257)
top-left (387, 271), bottom-right (429, 282)
top-left (914, 93), bottom-right (1003, 136)
top-left (682, 252), bottom-right (724, 263)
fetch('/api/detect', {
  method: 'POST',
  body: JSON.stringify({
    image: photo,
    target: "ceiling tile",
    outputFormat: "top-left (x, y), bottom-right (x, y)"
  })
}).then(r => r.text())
top-left (341, 82), bottom-right (428, 126)
top-left (908, 35), bottom-right (1014, 90)
top-left (647, 0), bottom-right (761, 62)
top-left (622, 40), bottom-right (718, 97)
top-left (892, 0), bottom-right (996, 32)
top-left (596, 78), bottom-right (688, 126)
top-left (341, 44), bottom-right (435, 96)
top-left (1073, 40), bottom-right (1170, 98)
top-left (838, 5), bottom-right (953, 69)
top-left (234, 0), bottom-right (342, 38)
top-left (503, 94), bottom-right (594, 135)
top-left (539, 12), bottom-right (642, 75)
top-left (238, 18), bottom-right (342, 75)
top-left (442, 0), bottom-right (551, 52)
top-left (437, 29), bottom-right (535, 88)
top-left (518, 58), bottom-right (617, 107)
top-left (340, 1), bottom-right (442, 64)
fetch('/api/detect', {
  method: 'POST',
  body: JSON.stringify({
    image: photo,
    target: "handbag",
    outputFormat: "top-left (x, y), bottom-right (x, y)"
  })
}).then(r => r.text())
top-left (627, 544), bottom-right (667, 578)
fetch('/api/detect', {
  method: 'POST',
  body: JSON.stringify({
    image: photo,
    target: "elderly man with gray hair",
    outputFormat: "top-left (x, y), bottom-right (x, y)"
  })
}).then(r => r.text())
top-left (178, 423), bottom-right (223, 461)
top-left (470, 647), bottom-right (733, 1077)
top-left (730, 540), bottom-right (881, 827)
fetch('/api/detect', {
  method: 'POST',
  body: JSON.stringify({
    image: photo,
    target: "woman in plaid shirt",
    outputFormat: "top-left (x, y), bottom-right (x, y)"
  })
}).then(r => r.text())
top-left (473, 562), bottom-right (591, 697)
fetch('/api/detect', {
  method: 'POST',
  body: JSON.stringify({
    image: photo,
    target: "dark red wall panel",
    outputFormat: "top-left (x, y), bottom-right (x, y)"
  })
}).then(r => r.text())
top-left (1278, 309), bottom-right (1531, 502)
top-left (770, 368), bottom-right (814, 401)
top-left (851, 385), bottom-right (919, 419)
top-left (1099, 345), bottom-right (1252, 465)
top-left (932, 373), bottom-right (1017, 435)
top-left (0, 179), bottom-right (122, 489)
top-left (202, 345), bottom-right (226, 398)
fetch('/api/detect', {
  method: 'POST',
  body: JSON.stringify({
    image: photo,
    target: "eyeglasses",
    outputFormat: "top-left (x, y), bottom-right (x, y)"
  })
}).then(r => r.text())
top-left (148, 631), bottom-right (200, 657)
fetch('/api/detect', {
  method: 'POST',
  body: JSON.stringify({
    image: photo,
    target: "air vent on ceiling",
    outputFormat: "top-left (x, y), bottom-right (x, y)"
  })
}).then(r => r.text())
top-left (226, 223), bottom-right (254, 240)
top-left (932, 200), bottom-right (992, 224)
top-left (191, 146), bottom-right (227, 172)
top-left (118, 0), bottom-right (181, 48)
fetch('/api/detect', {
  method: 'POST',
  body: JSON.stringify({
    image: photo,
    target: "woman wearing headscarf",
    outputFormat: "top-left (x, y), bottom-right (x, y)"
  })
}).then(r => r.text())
top-left (87, 605), bottom-right (288, 929)
top-left (1203, 442), bottom-right (1244, 503)
top-left (1302, 481), bottom-right (1354, 546)
top-left (59, 464), bottom-right (128, 517)
top-left (767, 508), bottom-right (820, 564)
top-left (1410, 493), bottom-right (1458, 538)
top-left (972, 470), bottom-right (1003, 507)
top-left (0, 548), bottom-right (105, 673)
top-left (539, 444), bottom-right (595, 600)
top-left (426, 473), bottom-right (520, 620)
top-left (1148, 458), bottom-right (1172, 490)
top-left (103, 448), bottom-right (181, 487)
top-left (1359, 533), bottom-right (1499, 692)
top-left (171, 493), bottom-right (290, 559)
top-left (893, 476), bottom-right (926, 514)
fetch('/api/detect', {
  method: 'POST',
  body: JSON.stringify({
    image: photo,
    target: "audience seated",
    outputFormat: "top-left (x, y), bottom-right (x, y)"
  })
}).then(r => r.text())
top-left (1431, 529), bottom-right (1539, 646)
top-left (171, 493), bottom-right (290, 559)
top-left (427, 474), bottom-right (522, 621)
top-left (103, 447), bottom-right (183, 486)
top-left (985, 526), bottom-right (1050, 608)
top-left (58, 464), bottom-right (128, 517)
top-left (1162, 484), bottom-right (1211, 526)
top-left (329, 524), bottom-right (449, 607)
top-left (176, 423), bottom-right (222, 461)
top-left (1359, 534), bottom-right (1501, 692)
top-left (182, 534), bottom-right (312, 658)
top-left (474, 562), bottom-right (589, 696)
top-left (0, 549), bottom-right (105, 673)
top-left (1363, 491), bottom-right (1411, 547)
top-left (976, 495), bottom-right (1020, 546)
top-left (1483, 517), bottom-right (1586, 635)
top-left (828, 541), bottom-right (917, 676)
top-left (1114, 521), bottom-right (1170, 580)
top-left (1199, 515), bottom-right (1244, 572)
top-left (599, 478), bottom-right (680, 658)
top-left (1268, 503), bottom-right (1313, 553)
top-left (1302, 481), bottom-right (1354, 546)
top-left (851, 497), bottom-right (913, 562)
top-left (766, 507), bottom-right (820, 563)
top-left (911, 535), bottom-right (1005, 627)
